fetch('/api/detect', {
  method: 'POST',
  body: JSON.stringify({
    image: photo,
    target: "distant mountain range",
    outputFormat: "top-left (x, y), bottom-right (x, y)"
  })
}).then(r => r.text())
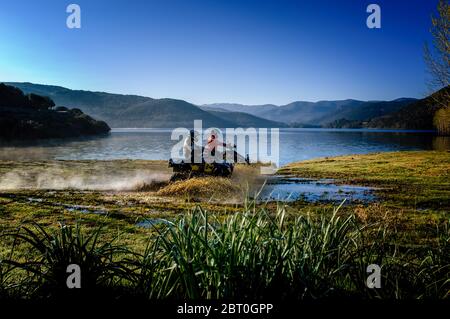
top-left (203, 98), bottom-right (418, 126)
top-left (4, 82), bottom-right (447, 130)
top-left (6, 82), bottom-right (285, 128)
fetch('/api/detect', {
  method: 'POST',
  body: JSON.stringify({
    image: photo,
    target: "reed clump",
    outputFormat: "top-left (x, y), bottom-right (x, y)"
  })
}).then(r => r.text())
top-left (1, 202), bottom-right (448, 300)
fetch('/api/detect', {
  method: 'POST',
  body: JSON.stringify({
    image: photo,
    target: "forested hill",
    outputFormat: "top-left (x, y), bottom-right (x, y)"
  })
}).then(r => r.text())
top-left (325, 87), bottom-right (449, 130)
top-left (6, 82), bottom-right (284, 128)
top-left (0, 83), bottom-right (110, 139)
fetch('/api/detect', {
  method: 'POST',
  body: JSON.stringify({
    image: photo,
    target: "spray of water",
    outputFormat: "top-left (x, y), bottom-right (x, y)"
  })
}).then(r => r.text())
top-left (0, 169), bottom-right (170, 191)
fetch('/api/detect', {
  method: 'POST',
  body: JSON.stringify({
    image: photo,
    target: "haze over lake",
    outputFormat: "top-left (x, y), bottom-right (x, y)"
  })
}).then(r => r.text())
top-left (0, 128), bottom-right (447, 166)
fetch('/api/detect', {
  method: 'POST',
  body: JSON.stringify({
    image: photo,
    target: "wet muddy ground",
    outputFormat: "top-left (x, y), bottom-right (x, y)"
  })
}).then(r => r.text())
top-left (0, 160), bottom-right (375, 204)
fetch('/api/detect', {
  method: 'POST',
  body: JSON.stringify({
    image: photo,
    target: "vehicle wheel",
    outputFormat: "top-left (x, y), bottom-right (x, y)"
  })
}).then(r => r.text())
top-left (223, 171), bottom-right (232, 178)
top-left (190, 171), bottom-right (207, 179)
top-left (170, 172), bottom-right (188, 182)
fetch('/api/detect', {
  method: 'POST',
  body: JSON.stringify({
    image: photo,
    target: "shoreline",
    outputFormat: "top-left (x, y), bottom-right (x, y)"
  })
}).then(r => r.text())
top-left (0, 150), bottom-right (448, 210)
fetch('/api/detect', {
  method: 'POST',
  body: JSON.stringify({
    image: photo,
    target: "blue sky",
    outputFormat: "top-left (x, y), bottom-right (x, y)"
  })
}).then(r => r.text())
top-left (0, 0), bottom-right (439, 104)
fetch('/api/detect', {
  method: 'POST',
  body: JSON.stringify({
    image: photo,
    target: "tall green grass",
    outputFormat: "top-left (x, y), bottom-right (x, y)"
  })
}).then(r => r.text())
top-left (0, 223), bottom-right (132, 299)
top-left (1, 202), bottom-right (448, 300)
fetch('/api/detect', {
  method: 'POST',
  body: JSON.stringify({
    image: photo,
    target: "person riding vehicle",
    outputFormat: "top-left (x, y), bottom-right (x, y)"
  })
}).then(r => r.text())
top-left (169, 129), bottom-right (250, 181)
top-left (203, 129), bottom-right (237, 163)
top-left (183, 129), bottom-right (203, 163)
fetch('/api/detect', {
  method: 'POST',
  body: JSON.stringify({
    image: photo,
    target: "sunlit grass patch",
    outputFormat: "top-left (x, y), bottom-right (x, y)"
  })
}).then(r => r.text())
top-left (279, 151), bottom-right (450, 210)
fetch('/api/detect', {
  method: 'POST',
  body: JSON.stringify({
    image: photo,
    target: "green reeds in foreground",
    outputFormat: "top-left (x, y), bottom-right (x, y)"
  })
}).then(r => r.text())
top-left (0, 223), bottom-right (133, 299)
top-left (1, 202), bottom-right (449, 300)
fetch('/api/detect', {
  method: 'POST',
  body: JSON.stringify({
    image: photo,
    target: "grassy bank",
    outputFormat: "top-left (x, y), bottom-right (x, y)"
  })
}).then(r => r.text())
top-left (279, 151), bottom-right (450, 211)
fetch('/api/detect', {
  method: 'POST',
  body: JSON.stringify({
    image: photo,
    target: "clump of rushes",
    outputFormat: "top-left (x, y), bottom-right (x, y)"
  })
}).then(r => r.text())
top-left (1, 202), bottom-right (449, 300)
top-left (0, 223), bottom-right (132, 299)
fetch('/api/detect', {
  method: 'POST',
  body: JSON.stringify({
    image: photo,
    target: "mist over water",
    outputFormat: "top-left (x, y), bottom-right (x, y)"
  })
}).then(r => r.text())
top-left (0, 128), bottom-right (446, 165)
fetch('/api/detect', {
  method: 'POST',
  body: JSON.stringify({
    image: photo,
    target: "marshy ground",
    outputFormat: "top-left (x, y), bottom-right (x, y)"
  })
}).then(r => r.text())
top-left (0, 161), bottom-right (267, 250)
top-left (0, 151), bottom-right (448, 299)
top-left (0, 151), bottom-right (448, 244)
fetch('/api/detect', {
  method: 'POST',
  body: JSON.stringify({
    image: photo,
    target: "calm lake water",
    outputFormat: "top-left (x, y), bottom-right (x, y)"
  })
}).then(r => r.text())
top-left (0, 128), bottom-right (448, 166)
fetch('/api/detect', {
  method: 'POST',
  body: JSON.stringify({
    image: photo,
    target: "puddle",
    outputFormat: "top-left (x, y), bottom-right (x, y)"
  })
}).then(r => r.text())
top-left (259, 176), bottom-right (376, 203)
top-left (27, 197), bottom-right (43, 203)
top-left (27, 197), bottom-right (108, 215)
top-left (64, 204), bottom-right (108, 215)
top-left (135, 218), bottom-right (171, 228)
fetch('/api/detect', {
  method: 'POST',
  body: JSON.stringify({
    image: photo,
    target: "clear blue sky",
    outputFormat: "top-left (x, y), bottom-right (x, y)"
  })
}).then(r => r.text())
top-left (0, 0), bottom-right (439, 105)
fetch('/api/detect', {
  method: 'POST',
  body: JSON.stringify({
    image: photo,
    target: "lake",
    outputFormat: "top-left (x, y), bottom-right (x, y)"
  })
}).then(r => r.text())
top-left (0, 128), bottom-right (448, 166)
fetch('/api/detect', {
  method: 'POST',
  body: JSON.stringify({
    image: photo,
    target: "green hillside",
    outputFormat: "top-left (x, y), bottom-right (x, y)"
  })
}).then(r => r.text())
top-left (208, 110), bottom-right (287, 128)
top-left (366, 87), bottom-right (449, 130)
top-left (205, 98), bottom-right (418, 126)
top-left (6, 83), bottom-right (282, 128)
top-left (0, 83), bottom-right (110, 139)
top-left (325, 87), bottom-right (449, 130)
top-left (317, 99), bottom-right (417, 124)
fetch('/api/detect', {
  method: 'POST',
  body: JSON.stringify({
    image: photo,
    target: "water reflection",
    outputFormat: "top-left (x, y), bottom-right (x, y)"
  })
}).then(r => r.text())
top-left (0, 128), bottom-right (448, 165)
top-left (260, 177), bottom-right (375, 203)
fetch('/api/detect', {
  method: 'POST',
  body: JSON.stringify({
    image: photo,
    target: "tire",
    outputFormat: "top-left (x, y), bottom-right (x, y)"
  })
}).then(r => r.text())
top-left (170, 172), bottom-right (189, 182)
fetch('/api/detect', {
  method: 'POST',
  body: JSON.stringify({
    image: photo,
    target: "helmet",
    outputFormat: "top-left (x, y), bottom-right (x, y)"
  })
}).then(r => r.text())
top-left (208, 128), bottom-right (221, 140)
